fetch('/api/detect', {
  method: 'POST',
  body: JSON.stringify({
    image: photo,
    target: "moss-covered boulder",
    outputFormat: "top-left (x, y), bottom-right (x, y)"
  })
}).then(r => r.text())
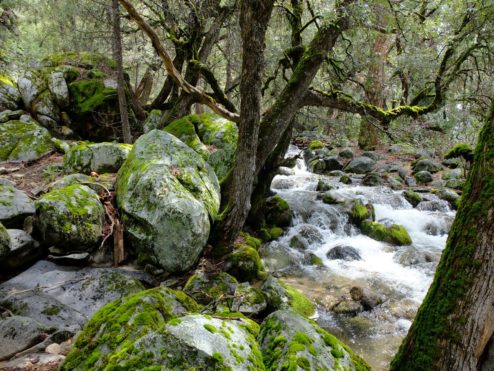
top-left (164, 113), bottom-right (238, 181)
top-left (258, 310), bottom-right (370, 371)
top-left (0, 182), bottom-right (35, 227)
top-left (412, 159), bottom-right (442, 174)
top-left (64, 142), bottom-right (132, 174)
top-left (231, 283), bottom-right (268, 315)
top-left (360, 221), bottom-right (412, 246)
top-left (184, 271), bottom-right (238, 306)
top-left (35, 184), bottom-right (104, 251)
top-left (444, 143), bottom-right (474, 161)
top-left (344, 156), bottom-right (376, 174)
top-left (48, 173), bottom-right (113, 194)
top-left (263, 195), bottom-right (292, 228)
top-left (116, 130), bottom-right (220, 273)
top-left (0, 75), bottom-right (21, 111)
top-left (414, 170), bottom-right (433, 183)
top-left (142, 109), bottom-right (162, 133)
top-left (225, 245), bottom-right (264, 282)
top-left (42, 51), bottom-right (116, 70)
top-left (349, 200), bottom-right (374, 225)
top-left (60, 287), bottom-right (201, 370)
top-left (0, 120), bottom-right (54, 161)
top-left (403, 190), bottom-right (422, 207)
top-left (261, 276), bottom-right (316, 318)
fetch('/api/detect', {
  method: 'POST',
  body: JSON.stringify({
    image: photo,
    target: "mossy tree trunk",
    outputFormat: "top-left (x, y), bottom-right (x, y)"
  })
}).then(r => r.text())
top-left (391, 98), bottom-right (494, 370)
top-left (212, 0), bottom-right (275, 248)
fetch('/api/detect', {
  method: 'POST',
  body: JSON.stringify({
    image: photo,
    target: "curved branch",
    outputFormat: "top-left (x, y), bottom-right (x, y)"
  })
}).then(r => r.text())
top-left (118, 0), bottom-right (239, 123)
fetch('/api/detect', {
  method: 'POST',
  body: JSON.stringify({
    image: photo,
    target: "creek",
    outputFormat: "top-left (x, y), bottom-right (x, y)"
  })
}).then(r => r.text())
top-left (261, 146), bottom-right (455, 370)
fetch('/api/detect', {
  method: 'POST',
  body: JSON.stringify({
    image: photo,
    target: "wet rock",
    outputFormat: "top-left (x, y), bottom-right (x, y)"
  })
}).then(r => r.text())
top-left (142, 109), bottom-right (163, 133)
top-left (362, 172), bottom-right (384, 186)
top-left (316, 179), bottom-right (333, 192)
top-left (344, 156), bottom-right (376, 174)
top-left (414, 170), bottom-right (433, 184)
top-left (63, 142), bottom-right (132, 174)
top-left (297, 224), bottom-right (325, 245)
top-left (258, 309), bottom-right (370, 370)
top-left (271, 177), bottom-right (295, 190)
top-left (338, 148), bottom-right (354, 159)
top-left (403, 190), bottom-right (422, 207)
top-left (324, 156), bottom-right (344, 172)
top-left (35, 184), bottom-right (104, 252)
top-left (329, 170), bottom-right (346, 177)
top-left (0, 260), bottom-right (146, 333)
top-left (0, 120), bottom-right (54, 162)
top-left (231, 283), bottom-right (267, 315)
top-left (184, 271), bottom-right (238, 305)
top-left (322, 191), bottom-right (341, 204)
top-left (0, 229), bottom-right (41, 270)
top-left (438, 188), bottom-right (460, 203)
top-left (412, 159), bottom-right (441, 173)
top-left (265, 195), bottom-right (292, 228)
top-left (360, 221), bottom-right (412, 246)
top-left (350, 287), bottom-right (384, 311)
top-left (332, 300), bottom-right (364, 315)
top-left (340, 174), bottom-right (352, 184)
top-left (0, 316), bottom-right (53, 359)
top-left (417, 200), bottom-right (450, 212)
top-left (327, 245), bottom-right (362, 261)
top-left (396, 246), bottom-right (439, 266)
top-left (0, 184), bottom-right (35, 227)
top-left (117, 130), bottom-right (220, 273)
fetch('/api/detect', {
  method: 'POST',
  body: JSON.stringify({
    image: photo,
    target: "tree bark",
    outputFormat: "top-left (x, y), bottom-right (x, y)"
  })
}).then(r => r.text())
top-left (112, 0), bottom-right (132, 144)
top-left (391, 97), bottom-right (494, 370)
top-left (212, 0), bottom-right (274, 249)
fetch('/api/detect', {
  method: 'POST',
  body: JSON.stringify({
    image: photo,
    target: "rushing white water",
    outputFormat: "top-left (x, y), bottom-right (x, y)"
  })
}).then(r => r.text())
top-left (263, 145), bottom-right (455, 370)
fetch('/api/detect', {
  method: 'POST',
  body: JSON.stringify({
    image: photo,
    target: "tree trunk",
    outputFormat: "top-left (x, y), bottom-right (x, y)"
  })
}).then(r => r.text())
top-left (357, 29), bottom-right (387, 150)
top-left (212, 0), bottom-right (274, 250)
top-left (391, 98), bottom-right (494, 370)
top-left (112, 0), bottom-right (132, 144)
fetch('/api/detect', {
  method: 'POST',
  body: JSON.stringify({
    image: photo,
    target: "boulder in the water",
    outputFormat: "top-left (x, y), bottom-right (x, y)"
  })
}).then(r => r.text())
top-left (403, 190), bottom-right (422, 207)
top-left (344, 156), bottom-right (376, 174)
top-left (264, 195), bottom-right (292, 228)
top-left (327, 245), bottom-right (362, 261)
top-left (360, 221), bottom-right (412, 246)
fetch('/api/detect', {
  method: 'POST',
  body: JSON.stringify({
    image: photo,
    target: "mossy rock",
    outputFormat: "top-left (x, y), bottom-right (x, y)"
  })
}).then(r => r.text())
top-left (0, 74), bottom-right (21, 111)
top-left (35, 184), bottom-right (104, 251)
top-left (308, 140), bottom-right (325, 150)
top-left (0, 120), bottom-right (54, 161)
top-left (0, 222), bottom-right (10, 258)
top-left (0, 183), bottom-right (35, 227)
top-left (444, 143), bottom-right (474, 161)
top-left (264, 195), bottom-right (292, 228)
top-left (142, 109), bottom-right (163, 133)
top-left (64, 142), bottom-right (132, 174)
top-left (184, 271), bottom-right (238, 306)
top-left (60, 287), bottom-right (201, 370)
top-left (259, 227), bottom-right (284, 241)
top-left (258, 310), bottom-right (370, 371)
top-left (231, 283), bottom-right (268, 315)
top-left (225, 245), bottom-right (264, 282)
top-left (240, 231), bottom-right (262, 250)
top-left (48, 173), bottom-right (113, 194)
top-left (43, 51), bottom-right (116, 69)
top-left (403, 190), bottom-right (422, 207)
top-left (414, 170), bottom-right (433, 183)
top-left (350, 200), bottom-right (373, 225)
top-left (412, 159), bottom-right (442, 174)
top-left (116, 130), bottom-right (220, 273)
top-left (360, 221), bottom-right (412, 246)
top-left (164, 113), bottom-right (238, 182)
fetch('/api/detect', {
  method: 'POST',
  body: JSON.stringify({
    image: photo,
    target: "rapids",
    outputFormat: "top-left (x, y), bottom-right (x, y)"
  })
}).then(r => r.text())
top-left (262, 146), bottom-right (455, 370)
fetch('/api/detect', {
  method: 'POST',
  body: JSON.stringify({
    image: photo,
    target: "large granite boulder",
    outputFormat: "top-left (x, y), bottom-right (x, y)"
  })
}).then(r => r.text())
top-left (117, 130), bottom-right (220, 273)
top-left (0, 181), bottom-right (35, 227)
top-left (63, 142), bottom-right (132, 174)
top-left (0, 120), bottom-right (54, 161)
top-left (0, 260), bottom-right (146, 333)
top-left (344, 156), bottom-right (376, 174)
top-left (164, 113), bottom-right (238, 181)
top-left (0, 75), bottom-right (21, 111)
top-left (35, 184), bottom-right (104, 251)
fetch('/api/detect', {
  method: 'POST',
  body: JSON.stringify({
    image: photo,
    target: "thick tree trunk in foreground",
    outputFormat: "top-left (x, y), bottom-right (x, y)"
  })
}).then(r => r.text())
top-left (391, 98), bottom-right (494, 370)
top-left (112, 0), bottom-right (132, 144)
top-left (212, 0), bottom-right (274, 249)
